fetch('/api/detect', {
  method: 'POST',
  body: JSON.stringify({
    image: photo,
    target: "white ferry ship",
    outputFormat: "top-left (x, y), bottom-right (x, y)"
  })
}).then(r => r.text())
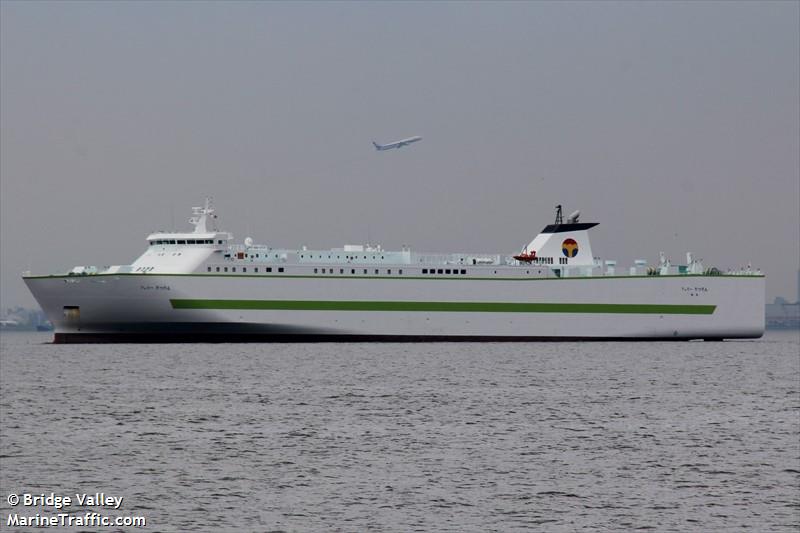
top-left (23, 199), bottom-right (764, 343)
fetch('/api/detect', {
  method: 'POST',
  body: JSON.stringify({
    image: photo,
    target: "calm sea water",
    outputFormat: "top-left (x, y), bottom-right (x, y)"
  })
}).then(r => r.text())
top-left (1, 331), bottom-right (798, 532)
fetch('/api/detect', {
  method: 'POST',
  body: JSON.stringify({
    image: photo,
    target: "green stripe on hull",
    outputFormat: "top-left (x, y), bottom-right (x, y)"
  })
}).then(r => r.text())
top-left (170, 299), bottom-right (716, 315)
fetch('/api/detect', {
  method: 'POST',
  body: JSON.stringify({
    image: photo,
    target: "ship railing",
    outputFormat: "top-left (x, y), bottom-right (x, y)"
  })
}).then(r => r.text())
top-left (414, 253), bottom-right (501, 266)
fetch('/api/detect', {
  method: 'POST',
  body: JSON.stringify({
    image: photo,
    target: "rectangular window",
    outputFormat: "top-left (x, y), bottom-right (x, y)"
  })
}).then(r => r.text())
top-left (216, 267), bottom-right (220, 272)
top-left (422, 269), bottom-right (428, 274)
top-left (388, 269), bottom-right (392, 274)
top-left (363, 269), bottom-right (367, 274)
top-left (207, 266), bottom-right (211, 272)
top-left (339, 268), bottom-right (344, 274)
top-left (224, 267), bottom-right (228, 272)
top-left (232, 267), bottom-right (236, 272)
top-left (255, 267), bottom-right (259, 273)
top-left (375, 269), bottom-right (379, 275)
top-left (437, 269), bottom-right (443, 274)
top-left (445, 269), bottom-right (451, 274)
top-left (314, 268), bottom-right (318, 274)
top-left (278, 267), bottom-right (284, 273)
top-left (399, 269), bottom-right (403, 274)
top-left (351, 269), bottom-right (355, 274)
top-left (460, 269), bottom-right (467, 274)
top-left (266, 267), bottom-right (272, 273)
top-left (242, 267), bottom-right (246, 273)
top-left (177, 240), bottom-right (186, 244)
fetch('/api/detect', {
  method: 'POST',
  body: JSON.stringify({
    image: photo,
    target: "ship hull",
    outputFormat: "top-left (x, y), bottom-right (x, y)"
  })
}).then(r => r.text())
top-left (24, 273), bottom-right (765, 343)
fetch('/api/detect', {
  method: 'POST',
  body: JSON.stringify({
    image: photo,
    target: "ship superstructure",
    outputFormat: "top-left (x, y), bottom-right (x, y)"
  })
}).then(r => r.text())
top-left (23, 199), bottom-right (765, 342)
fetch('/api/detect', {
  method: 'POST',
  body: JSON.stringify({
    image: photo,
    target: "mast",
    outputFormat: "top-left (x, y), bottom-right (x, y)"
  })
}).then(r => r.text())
top-left (189, 197), bottom-right (218, 234)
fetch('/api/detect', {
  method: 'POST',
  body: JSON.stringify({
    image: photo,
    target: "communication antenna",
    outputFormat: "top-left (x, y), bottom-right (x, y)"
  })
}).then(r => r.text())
top-left (555, 205), bottom-right (563, 225)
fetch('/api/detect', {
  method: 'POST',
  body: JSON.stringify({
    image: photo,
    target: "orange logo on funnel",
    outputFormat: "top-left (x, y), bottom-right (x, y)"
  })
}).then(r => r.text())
top-left (562, 238), bottom-right (578, 257)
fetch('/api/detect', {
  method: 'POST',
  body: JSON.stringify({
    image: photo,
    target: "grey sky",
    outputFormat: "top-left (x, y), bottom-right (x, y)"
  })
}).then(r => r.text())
top-left (1, 1), bottom-right (798, 308)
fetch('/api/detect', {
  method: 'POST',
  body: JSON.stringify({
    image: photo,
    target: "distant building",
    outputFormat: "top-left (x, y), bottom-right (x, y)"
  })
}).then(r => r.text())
top-left (765, 270), bottom-right (800, 330)
top-left (0, 307), bottom-right (52, 331)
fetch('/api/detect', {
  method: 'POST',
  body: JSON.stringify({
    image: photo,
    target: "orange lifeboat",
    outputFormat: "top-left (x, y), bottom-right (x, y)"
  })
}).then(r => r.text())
top-left (513, 250), bottom-right (537, 263)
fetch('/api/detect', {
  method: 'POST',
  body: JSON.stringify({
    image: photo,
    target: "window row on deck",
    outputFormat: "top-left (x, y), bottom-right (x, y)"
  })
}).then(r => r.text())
top-left (202, 266), bottom-right (543, 277)
top-left (151, 239), bottom-right (223, 245)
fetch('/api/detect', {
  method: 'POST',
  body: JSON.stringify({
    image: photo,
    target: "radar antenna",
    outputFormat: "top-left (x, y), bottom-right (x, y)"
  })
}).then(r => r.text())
top-left (555, 205), bottom-right (563, 225)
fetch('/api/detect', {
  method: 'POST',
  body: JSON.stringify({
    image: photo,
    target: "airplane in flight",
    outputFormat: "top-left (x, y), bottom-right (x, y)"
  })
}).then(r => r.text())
top-left (372, 136), bottom-right (422, 151)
